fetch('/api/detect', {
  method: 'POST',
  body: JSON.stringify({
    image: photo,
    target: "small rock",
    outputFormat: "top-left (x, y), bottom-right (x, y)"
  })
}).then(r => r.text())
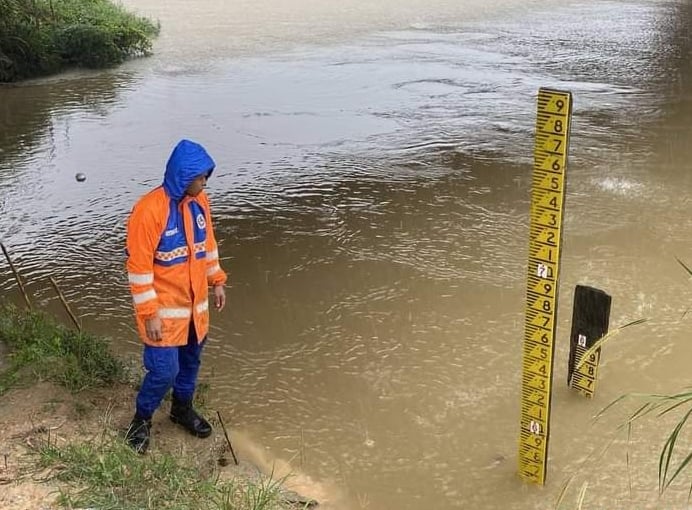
top-left (282, 489), bottom-right (319, 508)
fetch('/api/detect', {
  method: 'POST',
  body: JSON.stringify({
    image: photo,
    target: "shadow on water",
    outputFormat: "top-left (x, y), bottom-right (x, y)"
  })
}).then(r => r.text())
top-left (0, 70), bottom-right (139, 170)
top-left (641, 1), bottom-right (692, 181)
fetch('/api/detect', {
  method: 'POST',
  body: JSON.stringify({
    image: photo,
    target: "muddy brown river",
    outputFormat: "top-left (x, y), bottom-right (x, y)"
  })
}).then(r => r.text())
top-left (2, 1), bottom-right (692, 508)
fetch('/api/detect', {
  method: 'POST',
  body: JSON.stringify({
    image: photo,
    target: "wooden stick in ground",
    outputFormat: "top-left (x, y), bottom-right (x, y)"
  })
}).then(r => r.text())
top-left (49, 276), bottom-right (82, 332)
top-left (217, 410), bottom-right (239, 465)
top-left (0, 242), bottom-right (32, 309)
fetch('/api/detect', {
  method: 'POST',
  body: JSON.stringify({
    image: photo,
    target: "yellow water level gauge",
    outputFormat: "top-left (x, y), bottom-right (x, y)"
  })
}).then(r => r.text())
top-left (518, 88), bottom-right (572, 485)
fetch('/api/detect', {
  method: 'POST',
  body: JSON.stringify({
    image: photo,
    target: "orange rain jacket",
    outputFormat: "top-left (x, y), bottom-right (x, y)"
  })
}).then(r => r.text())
top-left (126, 140), bottom-right (227, 346)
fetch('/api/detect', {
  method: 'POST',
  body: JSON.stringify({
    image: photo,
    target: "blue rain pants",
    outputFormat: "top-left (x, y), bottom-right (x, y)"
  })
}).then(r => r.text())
top-left (135, 322), bottom-right (206, 420)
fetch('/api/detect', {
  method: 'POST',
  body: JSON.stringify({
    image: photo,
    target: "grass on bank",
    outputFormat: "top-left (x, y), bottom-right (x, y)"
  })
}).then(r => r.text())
top-left (37, 433), bottom-right (289, 510)
top-left (0, 302), bottom-right (127, 394)
top-left (0, 0), bottom-right (160, 82)
top-left (0, 303), bottom-right (306, 509)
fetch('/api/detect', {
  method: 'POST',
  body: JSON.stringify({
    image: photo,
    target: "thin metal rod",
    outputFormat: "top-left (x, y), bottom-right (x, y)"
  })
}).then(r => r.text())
top-left (216, 410), bottom-right (239, 465)
top-left (49, 276), bottom-right (82, 331)
top-left (0, 242), bottom-right (32, 309)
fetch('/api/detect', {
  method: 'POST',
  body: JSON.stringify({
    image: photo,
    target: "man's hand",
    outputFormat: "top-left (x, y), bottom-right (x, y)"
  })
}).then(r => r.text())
top-left (145, 316), bottom-right (163, 342)
top-left (214, 284), bottom-right (226, 311)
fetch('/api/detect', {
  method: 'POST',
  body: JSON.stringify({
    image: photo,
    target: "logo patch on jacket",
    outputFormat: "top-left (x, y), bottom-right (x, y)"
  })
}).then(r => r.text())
top-left (196, 214), bottom-right (206, 230)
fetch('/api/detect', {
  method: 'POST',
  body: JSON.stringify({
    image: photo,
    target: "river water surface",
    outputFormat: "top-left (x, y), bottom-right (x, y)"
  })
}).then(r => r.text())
top-left (2, 1), bottom-right (692, 508)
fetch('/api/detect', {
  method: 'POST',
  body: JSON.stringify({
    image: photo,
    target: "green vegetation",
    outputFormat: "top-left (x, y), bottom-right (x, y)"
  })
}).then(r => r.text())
top-left (552, 390), bottom-right (692, 509)
top-left (37, 434), bottom-right (290, 510)
top-left (0, 0), bottom-right (159, 82)
top-left (0, 303), bottom-right (126, 394)
top-left (602, 391), bottom-right (692, 493)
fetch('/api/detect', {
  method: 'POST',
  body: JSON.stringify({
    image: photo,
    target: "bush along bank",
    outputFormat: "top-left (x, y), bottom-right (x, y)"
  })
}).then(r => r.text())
top-left (0, 304), bottom-right (318, 509)
top-left (0, 0), bottom-right (160, 82)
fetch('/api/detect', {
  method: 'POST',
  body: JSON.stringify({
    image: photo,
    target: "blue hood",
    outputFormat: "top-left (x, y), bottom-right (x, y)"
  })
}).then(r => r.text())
top-left (163, 139), bottom-right (216, 201)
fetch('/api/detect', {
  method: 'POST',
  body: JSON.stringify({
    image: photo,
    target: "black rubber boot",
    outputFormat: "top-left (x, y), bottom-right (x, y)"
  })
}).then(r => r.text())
top-left (125, 415), bottom-right (151, 454)
top-left (170, 397), bottom-right (212, 438)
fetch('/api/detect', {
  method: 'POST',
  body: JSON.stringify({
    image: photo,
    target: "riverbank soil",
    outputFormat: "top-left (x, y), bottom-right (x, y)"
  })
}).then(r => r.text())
top-left (0, 381), bottom-right (280, 510)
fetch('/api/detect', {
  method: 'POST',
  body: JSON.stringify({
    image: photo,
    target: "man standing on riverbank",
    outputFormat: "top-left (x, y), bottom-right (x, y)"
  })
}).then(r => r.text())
top-left (124, 139), bottom-right (227, 453)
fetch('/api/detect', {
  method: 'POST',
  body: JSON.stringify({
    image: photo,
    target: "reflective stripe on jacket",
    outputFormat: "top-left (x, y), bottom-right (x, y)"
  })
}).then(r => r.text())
top-left (126, 140), bottom-right (227, 346)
